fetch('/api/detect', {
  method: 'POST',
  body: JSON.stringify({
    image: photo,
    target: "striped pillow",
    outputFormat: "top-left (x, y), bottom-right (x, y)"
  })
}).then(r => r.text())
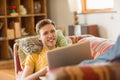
top-left (78, 37), bottom-right (115, 59)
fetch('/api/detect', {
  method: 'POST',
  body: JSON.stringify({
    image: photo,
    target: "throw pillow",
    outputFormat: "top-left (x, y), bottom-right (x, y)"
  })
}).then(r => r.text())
top-left (16, 36), bottom-right (43, 55)
top-left (56, 30), bottom-right (72, 47)
top-left (78, 36), bottom-right (115, 59)
top-left (16, 36), bottom-right (43, 63)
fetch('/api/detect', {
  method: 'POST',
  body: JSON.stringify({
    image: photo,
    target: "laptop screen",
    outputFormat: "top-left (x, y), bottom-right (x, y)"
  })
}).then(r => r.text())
top-left (47, 41), bottom-right (92, 70)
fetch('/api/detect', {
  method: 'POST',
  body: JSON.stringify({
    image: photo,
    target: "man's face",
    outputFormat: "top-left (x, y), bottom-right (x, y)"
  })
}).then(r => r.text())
top-left (38, 24), bottom-right (57, 50)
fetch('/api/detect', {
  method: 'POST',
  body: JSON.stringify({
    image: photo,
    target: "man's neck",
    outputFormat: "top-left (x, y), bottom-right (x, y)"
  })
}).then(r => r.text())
top-left (43, 46), bottom-right (55, 51)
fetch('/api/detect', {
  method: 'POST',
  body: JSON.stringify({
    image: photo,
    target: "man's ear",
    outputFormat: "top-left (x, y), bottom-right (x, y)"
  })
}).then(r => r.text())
top-left (37, 35), bottom-right (41, 40)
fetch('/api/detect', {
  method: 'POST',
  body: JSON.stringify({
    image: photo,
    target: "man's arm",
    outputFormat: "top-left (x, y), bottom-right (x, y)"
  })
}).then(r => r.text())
top-left (21, 65), bottom-right (48, 80)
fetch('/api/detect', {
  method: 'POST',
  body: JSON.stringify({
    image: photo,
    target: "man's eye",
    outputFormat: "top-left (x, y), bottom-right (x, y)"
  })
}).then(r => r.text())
top-left (44, 32), bottom-right (48, 35)
top-left (51, 30), bottom-right (55, 33)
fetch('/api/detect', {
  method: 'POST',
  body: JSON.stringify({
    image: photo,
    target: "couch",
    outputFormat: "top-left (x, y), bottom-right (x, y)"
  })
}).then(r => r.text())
top-left (13, 34), bottom-right (120, 80)
top-left (46, 35), bottom-right (120, 80)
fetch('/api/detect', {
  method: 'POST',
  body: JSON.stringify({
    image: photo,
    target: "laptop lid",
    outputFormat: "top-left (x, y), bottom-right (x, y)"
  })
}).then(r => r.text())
top-left (47, 41), bottom-right (91, 70)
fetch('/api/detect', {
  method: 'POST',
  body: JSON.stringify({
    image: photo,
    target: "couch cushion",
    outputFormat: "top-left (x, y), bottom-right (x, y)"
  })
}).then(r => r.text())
top-left (78, 36), bottom-right (115, 59)
top-left (16, 36), bottom-right (43, 64)
top-left (16, 36), bottom-right (43, 55)
top-left (56, 30), bottom-right (72, 47)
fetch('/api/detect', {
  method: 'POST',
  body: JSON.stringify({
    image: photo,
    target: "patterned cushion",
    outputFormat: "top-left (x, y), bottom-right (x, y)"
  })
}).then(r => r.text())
top-left (16, 36), bottom-right (43, 55)
top-left (15, 36), bottom-right (43, 64)
top-left (78, 37), bottom-right (115, 59)
top-left (18, 48), bottom-right (27, 65)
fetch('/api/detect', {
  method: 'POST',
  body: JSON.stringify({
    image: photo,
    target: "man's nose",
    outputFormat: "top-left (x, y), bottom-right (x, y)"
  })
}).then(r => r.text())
top-left (48, 32), bottom-right (53, 37)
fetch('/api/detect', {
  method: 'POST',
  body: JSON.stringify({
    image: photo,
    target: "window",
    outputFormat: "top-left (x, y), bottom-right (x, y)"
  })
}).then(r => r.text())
top-left (81, 0), bottom-right (114, 13)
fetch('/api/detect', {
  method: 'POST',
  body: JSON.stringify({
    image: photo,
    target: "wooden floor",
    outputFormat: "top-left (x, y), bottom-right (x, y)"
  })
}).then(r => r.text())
top-left (0, 69), bottom-right (15, 80)
top-left (0, 59), bottom-right (15, 80)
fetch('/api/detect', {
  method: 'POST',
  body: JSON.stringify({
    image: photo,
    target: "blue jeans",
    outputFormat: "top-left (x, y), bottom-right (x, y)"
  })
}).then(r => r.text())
top-left (79, 35), bottom-right (120, 65)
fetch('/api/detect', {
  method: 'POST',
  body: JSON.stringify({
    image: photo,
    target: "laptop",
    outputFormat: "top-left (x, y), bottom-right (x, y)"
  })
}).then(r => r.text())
top-left (47, 41), bottom-right (92, 70)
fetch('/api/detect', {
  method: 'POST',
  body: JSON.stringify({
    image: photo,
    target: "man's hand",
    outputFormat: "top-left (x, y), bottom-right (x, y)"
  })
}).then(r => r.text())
top-left (39, 66), bottom-right (49, 76)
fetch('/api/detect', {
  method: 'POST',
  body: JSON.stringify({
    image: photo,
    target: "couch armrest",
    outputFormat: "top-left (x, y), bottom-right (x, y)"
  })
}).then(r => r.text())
top-left (13, 43), bottom-right (23, 80)
top-left (46, 62), bottom-right (120, 80)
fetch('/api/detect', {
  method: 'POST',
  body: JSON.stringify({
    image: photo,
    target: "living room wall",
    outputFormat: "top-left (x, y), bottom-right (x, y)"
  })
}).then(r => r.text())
top-left (47, 0), bottom-right (120, 40)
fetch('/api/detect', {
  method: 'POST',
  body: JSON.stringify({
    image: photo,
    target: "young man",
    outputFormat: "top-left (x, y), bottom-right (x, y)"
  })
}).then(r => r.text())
top-left (21, 19), bottom-right (57, 80)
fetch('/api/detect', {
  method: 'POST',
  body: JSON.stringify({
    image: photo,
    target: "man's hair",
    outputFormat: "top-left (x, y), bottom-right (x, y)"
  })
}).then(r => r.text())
top-left (36, 19), bottom-right (56, 34)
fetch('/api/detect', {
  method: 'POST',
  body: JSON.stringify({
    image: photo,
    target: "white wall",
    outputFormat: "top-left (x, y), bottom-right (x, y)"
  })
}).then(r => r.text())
top-left (47, 0), bottom-right (73, 35)
top-left (47, 0), bottom-right (73, 26)
top-left (79, 0), bottom-right (120, 40)
top-left (47, 0), bottom-right (120, 40)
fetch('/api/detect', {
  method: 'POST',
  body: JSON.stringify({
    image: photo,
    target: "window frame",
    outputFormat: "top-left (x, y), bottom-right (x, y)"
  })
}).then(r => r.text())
top-left (81, 0), bottom-right (114, 14)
